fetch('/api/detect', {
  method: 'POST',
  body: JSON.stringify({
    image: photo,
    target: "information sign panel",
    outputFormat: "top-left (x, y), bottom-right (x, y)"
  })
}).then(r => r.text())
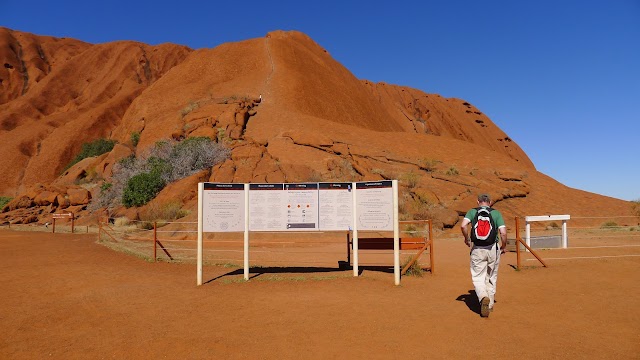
top-left (318, 182), bottom-right (353, 231)
top-left (355, 181), bottom-right (394, 231)
top-left (248, 183), bottom-right (286, 231)
top-left (284, 183), bottom-right (319, 230)
top-left (202, 183), bottom-right (246, 232)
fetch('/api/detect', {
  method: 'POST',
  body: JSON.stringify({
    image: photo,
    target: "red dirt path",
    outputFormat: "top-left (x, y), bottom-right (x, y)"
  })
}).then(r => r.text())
top-left (1, 229), bottom-right (638, 359)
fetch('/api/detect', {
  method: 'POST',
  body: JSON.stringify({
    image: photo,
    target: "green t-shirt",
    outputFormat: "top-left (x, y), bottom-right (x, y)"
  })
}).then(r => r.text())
top-left (464, 206), bottom-right (505, 244)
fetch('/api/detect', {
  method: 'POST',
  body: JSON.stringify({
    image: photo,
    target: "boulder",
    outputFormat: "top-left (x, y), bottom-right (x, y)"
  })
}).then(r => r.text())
top-left (7, 196), bottom-right (34, 211)
top-left (25, 184), bottom-right (46, 200)
top-left (95, 143), bottom-right (133, 179)
top-left (56, 194), bottom-right (71, 208)
top-left (431, 207), bottom-right (461, 228)
top-left (413, 188), bottom-right (440, 206)
top-left (34, 191), bottom-right (59, 206)
top-left (67, 188), bottom-right (91, 205)
top-left (210, 160), bottom-right (235, 183)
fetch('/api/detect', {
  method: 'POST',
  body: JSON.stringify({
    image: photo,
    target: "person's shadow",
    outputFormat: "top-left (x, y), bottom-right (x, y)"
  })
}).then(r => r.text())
top-left (456, 290), bottom-right (481, 315)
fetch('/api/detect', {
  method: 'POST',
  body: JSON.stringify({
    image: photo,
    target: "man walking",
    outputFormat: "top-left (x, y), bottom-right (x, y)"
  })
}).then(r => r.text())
top-left (460, 193), bottom-right (507, 318)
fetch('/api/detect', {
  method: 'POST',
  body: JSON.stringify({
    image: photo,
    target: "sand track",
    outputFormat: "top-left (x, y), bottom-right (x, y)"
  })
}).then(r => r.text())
top-left (1, 230), bottom-right (638, 359)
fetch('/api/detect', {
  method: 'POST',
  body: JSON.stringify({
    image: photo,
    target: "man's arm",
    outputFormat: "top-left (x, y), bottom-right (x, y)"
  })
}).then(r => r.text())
top-left (460, 218), bottom-right (471, 247)
top-left (499, 226), bottom-right (507, 253)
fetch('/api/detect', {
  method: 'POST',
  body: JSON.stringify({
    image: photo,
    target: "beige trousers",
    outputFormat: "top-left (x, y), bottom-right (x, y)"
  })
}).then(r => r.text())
top-left (470, 242), bottom-right (500, 308)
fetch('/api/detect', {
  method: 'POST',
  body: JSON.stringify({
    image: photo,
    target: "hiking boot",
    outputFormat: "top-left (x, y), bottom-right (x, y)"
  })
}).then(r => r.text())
top-left (480, 297), bottom-right (490, 317)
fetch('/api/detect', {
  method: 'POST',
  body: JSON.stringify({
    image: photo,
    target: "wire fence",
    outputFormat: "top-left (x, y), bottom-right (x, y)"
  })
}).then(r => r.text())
top-left (97, 218), bottom-right (434, 269)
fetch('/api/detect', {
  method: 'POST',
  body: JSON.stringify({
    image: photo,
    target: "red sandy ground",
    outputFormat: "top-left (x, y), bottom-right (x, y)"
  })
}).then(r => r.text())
top-left (1, 229), bottom-right (639, 359)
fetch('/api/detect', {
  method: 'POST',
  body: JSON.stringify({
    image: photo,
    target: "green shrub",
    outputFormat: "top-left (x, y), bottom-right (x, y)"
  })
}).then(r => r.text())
top-left (180, 101), bottom-right (199, 117)
top-left (65, 138), bottom-right (116, 170)
top-left (401, 256), bottom-right (424, 277)
top-left (419, 158), bottom-right (439, 172)
top-left (216, 127), bottom-right (228, 143)
top-left (601, 221), bottom-right (618, 229)
top-left (114, 217), bottom-right (131, 227)
top-left (446, 166), bottom-right (459, 176)
top-left (402, 171), bottom-right (419, 189)
top-left (140, 201), bottom-right (189, 222)
top-left (403, 224), bottom-right (418, 236)
top-left (547, 222), bottom-right (560, 229)
top-left (122, 172), bottom-right (165, 207)
top-left (130, 132), bottom-right (140, 147)
top-left (146, 156), bottom-right (171, 176)
top-left (100, 182), bottom-right (112, 192)
top-left (0, 196), bottom-right (12, 210)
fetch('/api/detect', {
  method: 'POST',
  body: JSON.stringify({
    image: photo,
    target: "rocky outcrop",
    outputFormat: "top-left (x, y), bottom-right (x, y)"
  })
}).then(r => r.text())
top-left (0, 28), bottom-right (634, 229)
top-left (1, 184), bottom-right (91, 225)
top-left (0, 28), bottom-right (192, 196)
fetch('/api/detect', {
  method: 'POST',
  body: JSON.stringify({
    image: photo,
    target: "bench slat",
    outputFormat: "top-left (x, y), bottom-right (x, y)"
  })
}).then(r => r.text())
top-left (353, 237), bottom-right (428, 250)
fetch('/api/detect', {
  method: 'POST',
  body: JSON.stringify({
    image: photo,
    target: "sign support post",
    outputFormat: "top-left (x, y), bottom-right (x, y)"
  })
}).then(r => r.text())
top-left (197, 183), bottom-right (204, 286)
top-left (393, 180), bottom-right (400, 285)
top-left (352, 182), bottom-right (359, 277)
top-left (244, 183), bottom-right (250, 280)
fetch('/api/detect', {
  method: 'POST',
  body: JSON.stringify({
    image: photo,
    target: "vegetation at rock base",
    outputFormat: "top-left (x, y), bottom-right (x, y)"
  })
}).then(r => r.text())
top-left (600, 221), bottom-right (619, 229)
top-left (136, 200), bottom-right (191, 227)
top-left (65, 138), bottom-right (116, 171)
top-left (401, 256), bottom-right (424, 277)
top-left (0, 196), bottom-right (12, 210)
top-left (93, 136), bottom-right (230, 210)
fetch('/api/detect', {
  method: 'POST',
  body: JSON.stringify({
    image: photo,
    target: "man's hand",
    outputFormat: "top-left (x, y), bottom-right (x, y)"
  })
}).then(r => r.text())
top-left (460, 218), bottom-right (471, 248)
top-left (499, 228), bottom-right (508, 254)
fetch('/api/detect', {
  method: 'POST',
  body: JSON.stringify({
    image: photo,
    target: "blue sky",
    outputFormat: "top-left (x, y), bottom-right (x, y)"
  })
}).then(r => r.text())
top-left (2, 0), bottom-right (639, 200)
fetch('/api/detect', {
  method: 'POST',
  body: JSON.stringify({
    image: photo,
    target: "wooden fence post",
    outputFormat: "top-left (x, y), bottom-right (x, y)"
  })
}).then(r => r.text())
top-left (153, 222), bottom-right (157, 262)
top-left (515, 216), bottom-right (521, 270)
top-left (428, 219), bottom-right (434, 274)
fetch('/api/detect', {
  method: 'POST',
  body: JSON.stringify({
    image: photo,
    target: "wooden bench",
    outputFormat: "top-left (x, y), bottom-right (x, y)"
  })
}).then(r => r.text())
top-left (346, 231), bottom-right (434, 275)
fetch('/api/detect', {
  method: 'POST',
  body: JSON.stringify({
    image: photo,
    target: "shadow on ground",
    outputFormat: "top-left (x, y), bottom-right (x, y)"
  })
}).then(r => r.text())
top-left (456, 290), bottom-right (481, 315)
top-left (205, 262), bottom-right (399, 283)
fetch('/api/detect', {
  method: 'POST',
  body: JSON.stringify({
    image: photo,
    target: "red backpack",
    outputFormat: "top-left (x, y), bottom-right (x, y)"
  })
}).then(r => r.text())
top-left (471, 207), bottom-right (498, 246)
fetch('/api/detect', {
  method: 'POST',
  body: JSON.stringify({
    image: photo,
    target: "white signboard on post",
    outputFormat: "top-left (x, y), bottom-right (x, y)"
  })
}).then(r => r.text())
top-left (202, 183), bottom-right (246, 232)
top-left (355, 181), bottom-right (394, 231)
top-left (318, 182), bottom-right (353, 231)
top-left (198, 180), bottom-right (400, 286)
